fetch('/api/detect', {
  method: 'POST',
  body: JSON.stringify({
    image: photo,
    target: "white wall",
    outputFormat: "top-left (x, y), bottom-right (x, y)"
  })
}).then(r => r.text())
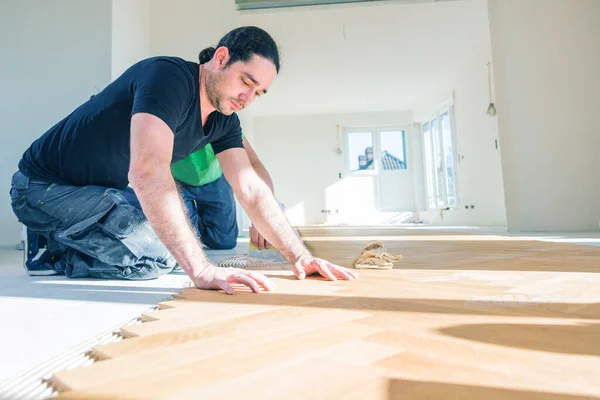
top-left (146, 0), bottom-right (499, 227)
top-left (0, 0), bottom-right (112, 246)
top-left (149, 0), bottom-right (492, 116)
top-left (488, 0), bottom-right (600, 232)
top-left (111, 0), bottom-right (152, 80)
top-left (413, 33), bottom-right (507, 227)
top-left (253, 111), bottom-right (413, 225)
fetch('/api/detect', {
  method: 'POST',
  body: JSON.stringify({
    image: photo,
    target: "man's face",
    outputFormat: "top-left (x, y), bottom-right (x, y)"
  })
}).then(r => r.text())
top-left (206, 53), bottom-right (277, 115)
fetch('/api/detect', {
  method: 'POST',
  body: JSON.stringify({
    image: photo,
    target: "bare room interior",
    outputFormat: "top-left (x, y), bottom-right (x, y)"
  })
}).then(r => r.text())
top-left (1, 0), bottom-right (599, 399)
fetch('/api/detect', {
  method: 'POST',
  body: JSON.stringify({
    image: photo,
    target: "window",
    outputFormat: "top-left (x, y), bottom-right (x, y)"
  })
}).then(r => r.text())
top-left (346, 128), bottom-right (407, 173)
top-left (440, 111), bottom-right (457, 206)
top-left (380, 130), bottom-right (407, 170)
top-left (422, 122), bottom-right (437, 206)
top-left (347, 132), bottom-right (374, 171)
top-left (422, 104), bottom-right (458, 209)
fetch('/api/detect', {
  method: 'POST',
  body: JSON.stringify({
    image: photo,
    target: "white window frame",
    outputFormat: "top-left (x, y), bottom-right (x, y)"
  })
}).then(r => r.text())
top-left (343, 126), bottom-right (409, 175)
top-left (422, 99), bottom-right (460, 210)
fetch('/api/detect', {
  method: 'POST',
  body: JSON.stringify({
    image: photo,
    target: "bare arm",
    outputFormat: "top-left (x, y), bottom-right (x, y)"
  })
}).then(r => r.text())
top-left (217, 147), bottom-right (309, 263)
top-left (128, 113), bottom-right (276, 294)
top-left (242, 137), bottom-right (278, 249)
top-left (218, 147), bottom-right (358, 282)
top-left (243, 137), bottom-right (274, 194)
top-left (128, 113), bottom-right (211, 278)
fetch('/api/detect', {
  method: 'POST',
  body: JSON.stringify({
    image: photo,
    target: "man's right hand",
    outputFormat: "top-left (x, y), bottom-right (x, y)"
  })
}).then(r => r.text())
top-left (193, 265), bottom-right (276, 295)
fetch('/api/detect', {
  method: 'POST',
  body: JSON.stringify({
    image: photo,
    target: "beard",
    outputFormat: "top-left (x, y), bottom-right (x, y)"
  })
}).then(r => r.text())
top-left (205, 73), bottom-right (229, 114)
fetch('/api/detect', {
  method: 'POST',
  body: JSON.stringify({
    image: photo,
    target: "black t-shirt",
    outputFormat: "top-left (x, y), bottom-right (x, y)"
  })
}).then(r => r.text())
top-left (19, 56), bottom-right (243, 189)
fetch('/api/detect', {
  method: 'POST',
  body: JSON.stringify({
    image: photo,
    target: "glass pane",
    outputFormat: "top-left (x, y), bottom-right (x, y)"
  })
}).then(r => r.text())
top-left (431, 118), bottom-right (444, 206)
top-left (423, 124), bottom-right (436, 209)
top-left (379, 130), bottom-right (406, 170)
top-left (441, 111), bottom-right (457, 206)
top-left (347, 132), bottom-right (374, 171)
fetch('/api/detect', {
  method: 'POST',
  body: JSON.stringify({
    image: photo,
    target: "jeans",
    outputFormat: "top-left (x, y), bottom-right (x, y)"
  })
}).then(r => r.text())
top-left (177, 175), bottom-right (238, 250)
top-left (10, 171), bottom-right (177, 279)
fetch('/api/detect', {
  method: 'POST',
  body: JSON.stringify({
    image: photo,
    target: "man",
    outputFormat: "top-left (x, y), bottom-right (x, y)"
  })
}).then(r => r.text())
top-left (10, 26), bottom-right (357, 294)
top-left (171, 137), bottom-right (275, 251)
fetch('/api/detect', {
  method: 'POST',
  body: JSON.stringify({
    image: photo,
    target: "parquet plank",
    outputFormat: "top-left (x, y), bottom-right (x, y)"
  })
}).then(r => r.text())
top-left (56, 322), bottom-right (384, 398)
top-left (93, 305), bottom-right (339, 360)
top-left (54, 309), bottom-right (375, 392)
top-left (50, 227), bottom-right (600, 399)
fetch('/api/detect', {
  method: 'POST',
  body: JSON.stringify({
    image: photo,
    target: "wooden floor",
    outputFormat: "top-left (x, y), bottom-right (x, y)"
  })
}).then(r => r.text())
top-left (52, 227), bottom-right (600, 399)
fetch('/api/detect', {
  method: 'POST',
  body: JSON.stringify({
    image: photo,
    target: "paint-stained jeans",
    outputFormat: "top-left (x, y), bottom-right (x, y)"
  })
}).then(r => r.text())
top-left (10, 171), bottom-right (177, 279)
top-left (178, 175), bottom-right (239, 250)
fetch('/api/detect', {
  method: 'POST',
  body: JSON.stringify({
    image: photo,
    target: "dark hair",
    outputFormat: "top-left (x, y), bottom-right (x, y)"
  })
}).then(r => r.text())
top-left (198, 26), bottom-right (280, 73)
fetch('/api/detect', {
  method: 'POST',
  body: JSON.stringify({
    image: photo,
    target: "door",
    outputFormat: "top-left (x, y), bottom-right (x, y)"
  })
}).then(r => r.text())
top-left (376, 129), bottom-right (414, 211)
top-left (325, 126), bottom-right (414, 225)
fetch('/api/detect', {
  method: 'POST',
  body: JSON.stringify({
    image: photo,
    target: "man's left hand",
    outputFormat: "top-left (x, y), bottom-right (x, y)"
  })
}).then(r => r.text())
top-left (250, 225), bottom-right (270, 249)
top-left (292, 256), bottom-right (359, 281)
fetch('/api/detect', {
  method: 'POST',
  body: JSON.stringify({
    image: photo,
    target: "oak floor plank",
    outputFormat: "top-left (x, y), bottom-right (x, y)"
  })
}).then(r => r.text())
top-left (51, 227), bottom-right (600, 399)
top-left (57, 322), bottom-right (384, 398)
top-left (54, 310), bottom-right (375, 392)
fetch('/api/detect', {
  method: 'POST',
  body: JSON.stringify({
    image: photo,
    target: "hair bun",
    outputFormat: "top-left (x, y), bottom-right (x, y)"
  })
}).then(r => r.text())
top-left (198, 47), bottom-right (216, 64)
